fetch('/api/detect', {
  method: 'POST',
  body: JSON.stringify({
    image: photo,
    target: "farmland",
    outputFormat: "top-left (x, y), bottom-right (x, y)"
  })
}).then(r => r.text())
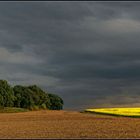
top-left (85, 107), bottom-right (140, 117)
top-left (0, 110), bottom-right (140, 138)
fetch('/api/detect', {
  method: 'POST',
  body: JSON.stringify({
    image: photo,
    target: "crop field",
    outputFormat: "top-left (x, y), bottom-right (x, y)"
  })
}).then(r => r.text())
top-left (85, 107), bottom-right (140, 117)
top-left (0, 110), bottom-right (140, 138)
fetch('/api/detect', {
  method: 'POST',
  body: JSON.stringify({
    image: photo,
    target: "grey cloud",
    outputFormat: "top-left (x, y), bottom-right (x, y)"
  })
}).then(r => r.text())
top-left (0, 2), bottom-right (140, 110)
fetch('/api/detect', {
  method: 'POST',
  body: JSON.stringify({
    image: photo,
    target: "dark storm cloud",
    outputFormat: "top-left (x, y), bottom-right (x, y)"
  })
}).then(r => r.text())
top-left (1, 2), bottom-right (140, 110)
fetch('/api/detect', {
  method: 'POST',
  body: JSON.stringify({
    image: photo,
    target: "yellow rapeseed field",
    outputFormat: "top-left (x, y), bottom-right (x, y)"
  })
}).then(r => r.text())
top-left (85, 108), bottom-right (140, 117)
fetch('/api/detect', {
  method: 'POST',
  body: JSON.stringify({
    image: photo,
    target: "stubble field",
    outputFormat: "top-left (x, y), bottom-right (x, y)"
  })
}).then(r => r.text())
top-left (0, 110), bottom-right (140, 138)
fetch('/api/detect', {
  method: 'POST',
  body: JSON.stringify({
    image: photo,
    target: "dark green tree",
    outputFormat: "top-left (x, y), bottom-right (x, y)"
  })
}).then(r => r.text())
top-left (0, 80), bottom-right (64, 110)
top-left (48, 93), bottom-right (63, 110)
top-left (13, 85), bottom-right (52, 110)
top-left (13, 85), bottom-right (35, 109)
top-left (27, 85), bottom-right (51, 109)
top-left (0, 80), bottom-right (15, 107)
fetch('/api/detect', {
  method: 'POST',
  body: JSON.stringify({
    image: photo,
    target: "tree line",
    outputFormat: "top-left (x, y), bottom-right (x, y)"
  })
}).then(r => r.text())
top-left (0, 80), bottom-right (63, 110)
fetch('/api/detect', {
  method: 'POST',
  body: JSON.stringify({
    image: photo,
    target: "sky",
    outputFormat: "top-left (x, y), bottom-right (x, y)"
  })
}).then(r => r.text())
top-left (0, 2), bottom-right (140, 110)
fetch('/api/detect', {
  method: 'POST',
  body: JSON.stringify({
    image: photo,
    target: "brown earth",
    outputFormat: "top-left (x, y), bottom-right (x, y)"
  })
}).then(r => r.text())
top-left (0, 110), bottom-right (140, 138)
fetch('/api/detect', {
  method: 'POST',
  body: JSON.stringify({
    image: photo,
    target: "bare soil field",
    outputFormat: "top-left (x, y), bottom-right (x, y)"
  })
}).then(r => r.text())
top-left (0, 110), bottom-right (140, 138)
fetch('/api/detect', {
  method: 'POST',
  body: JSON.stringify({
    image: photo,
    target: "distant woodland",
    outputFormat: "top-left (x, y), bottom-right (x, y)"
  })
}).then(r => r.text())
top-left (0, 80), bottom-right (63, 110)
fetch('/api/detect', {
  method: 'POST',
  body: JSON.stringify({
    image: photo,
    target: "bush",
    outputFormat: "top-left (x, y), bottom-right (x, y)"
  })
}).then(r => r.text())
top-left (40, 103), bottom-right (47, 109)
top-left (33, 105), bottom-right (39, 110)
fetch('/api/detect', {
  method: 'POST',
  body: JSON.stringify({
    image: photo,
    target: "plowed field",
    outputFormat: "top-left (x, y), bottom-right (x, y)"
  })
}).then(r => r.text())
top-left (0, 110), bottom-right (140, 138)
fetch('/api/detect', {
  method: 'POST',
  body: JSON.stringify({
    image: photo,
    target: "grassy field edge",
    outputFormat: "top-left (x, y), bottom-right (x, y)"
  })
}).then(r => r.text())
top-left (0, 107), bottom-right (29, 113)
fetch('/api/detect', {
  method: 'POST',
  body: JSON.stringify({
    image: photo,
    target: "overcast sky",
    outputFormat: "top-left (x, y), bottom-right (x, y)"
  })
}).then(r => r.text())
top-left (1, 2), bottom-right (140, 110)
